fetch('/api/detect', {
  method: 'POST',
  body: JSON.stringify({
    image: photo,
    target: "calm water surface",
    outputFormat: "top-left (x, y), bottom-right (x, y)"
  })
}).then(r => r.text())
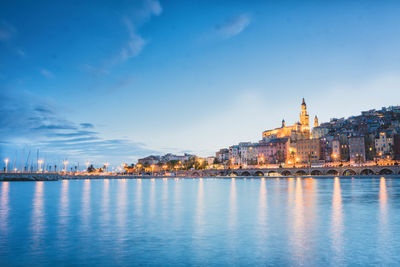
top-left (1, 177), bottom-right (400, 266)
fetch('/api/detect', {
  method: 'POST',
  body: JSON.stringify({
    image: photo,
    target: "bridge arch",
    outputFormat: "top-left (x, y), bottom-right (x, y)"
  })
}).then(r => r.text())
top-left (360, 169), bottom-right (374, 175)
top-left (343, 169), bottom-right (357, 176)
top-left (241, 171), bottom-right (251, 176)
top-left (254, 171), bottom-right (264, 177)
top-left (295, 170), bottom-right (307, 176)
top-left (192, 172), bottom-right (200, 177)
top-left (310, 170), bottom-right (322, 176)
top-left (218, 171), bottom-right (226, 176)
top-left (268, 170), bottom-right (279, 176)
top-left (231, 172), bottom-right (238, 177)
top-left (327, 169), bottom-right (339, 175)
top-left (378, 169), bottom-right (394, 175)
top-left (281, 170), bottom-right (291, 176)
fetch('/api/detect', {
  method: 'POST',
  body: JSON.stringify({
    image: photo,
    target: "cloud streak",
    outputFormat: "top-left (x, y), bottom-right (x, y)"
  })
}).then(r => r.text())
top-left (0, 90), bottom-right (155, 165)
top-left (120, 17), bottom-right (148, 60)
top-left (119, 0), bottom-right (162, 61)
top-left (0, 21), bottom-right (16, 41)
top-left (40, 68), bottom-right (54, 78)
top-left (215, 14), bottom-right (251, 39)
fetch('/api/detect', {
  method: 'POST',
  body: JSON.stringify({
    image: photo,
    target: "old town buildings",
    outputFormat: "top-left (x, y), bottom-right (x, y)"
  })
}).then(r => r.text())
top-left (139, 99), bottom-right (400, 168)
top-left (215, 99), bottom-right (400, 167)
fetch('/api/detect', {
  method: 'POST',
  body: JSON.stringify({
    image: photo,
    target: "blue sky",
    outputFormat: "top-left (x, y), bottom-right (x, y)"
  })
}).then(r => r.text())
top-left (1, 0), bottom-right (400, 168)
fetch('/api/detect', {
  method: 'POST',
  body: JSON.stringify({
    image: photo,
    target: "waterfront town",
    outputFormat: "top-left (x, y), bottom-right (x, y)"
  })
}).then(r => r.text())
top-left (129, 98), bottom-right (400, 174)
top-left (2, 98), bottom-right (400, 177)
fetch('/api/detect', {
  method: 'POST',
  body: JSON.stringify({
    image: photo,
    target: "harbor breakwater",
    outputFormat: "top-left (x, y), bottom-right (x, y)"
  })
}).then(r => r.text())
top-left (0, 173), bottom-right (130, 181)
top-left (1, 172), bottom-right (400, 181)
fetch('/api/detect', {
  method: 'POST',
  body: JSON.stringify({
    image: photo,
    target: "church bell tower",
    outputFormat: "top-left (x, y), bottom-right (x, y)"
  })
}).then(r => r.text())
top-left (300, 98), bottom-right (310, 131)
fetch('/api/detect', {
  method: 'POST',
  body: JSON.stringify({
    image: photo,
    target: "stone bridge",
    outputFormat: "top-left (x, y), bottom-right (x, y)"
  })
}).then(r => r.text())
top-left (187, 165), bottom-right (400, 177)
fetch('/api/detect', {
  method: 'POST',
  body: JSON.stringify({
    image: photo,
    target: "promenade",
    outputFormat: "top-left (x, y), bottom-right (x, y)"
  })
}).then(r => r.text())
top-left (1, 164), bottom-right (400, 181)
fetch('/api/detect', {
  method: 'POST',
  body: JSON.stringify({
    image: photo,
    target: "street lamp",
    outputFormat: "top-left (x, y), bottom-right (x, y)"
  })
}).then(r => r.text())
top-left (104, 163), bottom-right (109, 173)
top-left (63, 160), bottom-right (68, 173)
top-left (4, 158), bottom-right (9, 173)
top-left (136, 163), bottom-right (142, 174)
top-left (174, 164), bottom-right (179, 174)
top-left (163, 164), bottom-right (167, 173)
top-left (38, 160), bottom-right (43, 172)
top-left (198, 158), bottom-right (203, 170)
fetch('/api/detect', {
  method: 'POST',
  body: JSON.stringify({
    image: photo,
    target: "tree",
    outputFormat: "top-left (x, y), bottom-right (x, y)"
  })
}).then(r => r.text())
top-left (87, 164), bottom-right (95, 173)
top-left (167, 160), bottom-right (179, 171)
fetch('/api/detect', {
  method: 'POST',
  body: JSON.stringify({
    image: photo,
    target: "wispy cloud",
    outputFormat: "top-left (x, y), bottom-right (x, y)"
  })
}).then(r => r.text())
top-left (0, 21), bottom-right (25, 56)
top-left (81, 0), bottom-right (162, 79)
top-left (82, 64), bottom-right (109, 76)
top-left (16, 48), bottom-right (25, 56)
top-left (0, 21), bottom-right (16, 41)
top-left (215, 14), bottom-right (251, 39)
top-left (40, 68), bottom-right (55, 78)
top-left (121, 0), bottom-right (162, 61)
top-left (0, 91), bottom-right (155, 165)
top-left (119, 0), bottom-right (162, 61)
top-left (120, 17), bottom-right (148, 60)
top-left (80, 123), bottom-right (94, 129)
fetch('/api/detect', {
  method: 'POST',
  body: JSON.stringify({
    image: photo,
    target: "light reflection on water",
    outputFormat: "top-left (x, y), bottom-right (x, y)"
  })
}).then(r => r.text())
top-left (135, 179), bottom-right (142, 217)
top-left (81, 179), bottom-right (91, 231)
top-left (1, 177), bottom-right (400, 266)
top-left (195, 178), bottom-right (205, 233)
top-left (30, 181), bottom-right (44, 254)
top-left (57, 180), bottom-right (69, 247)
top-left (331, 177), bottom-right (344, 264)
top-left (258, 178), bottom-right (267, 229)
top-left (161, 178), bottom-right (168, 220)
top-left (102, 179), bottom-right (110, 223)
top-left (378, 177), bottom-right (390, 262)
top-left (116, 179), bottom-right (127, 237)
top-left (149, 178), bottom-right (156, 218)
top-left (290, 177), bottom-right (305, 264)
top-left (0, 182), bottom-right (9, 233)
top-left (0, 182), bottom-right (10, 253)
top-left (228, 178), bottom-right (237, 232)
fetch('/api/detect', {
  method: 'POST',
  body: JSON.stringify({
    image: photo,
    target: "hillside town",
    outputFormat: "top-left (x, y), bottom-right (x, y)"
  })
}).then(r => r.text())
top-left (131, 99), bottom-right (400, 173)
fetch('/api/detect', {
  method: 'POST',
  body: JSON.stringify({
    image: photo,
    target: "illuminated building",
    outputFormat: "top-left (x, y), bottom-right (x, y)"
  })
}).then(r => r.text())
top-left (295, 138), bottom-right (321, 164)
top-left (349, 136), bottom-right (366, 164)
top-left (216, 148), bottom-right (230, 163)
top-left (262, 98), bottom-right (312, 141)
top-left (257, 138), bottom-right (289, 164)
top-left (332, 139), bottom-right (341, 161)
top-left (375, 132), bottom-right (394, 156)
top-left (311, 126), bottom-right (329, 139)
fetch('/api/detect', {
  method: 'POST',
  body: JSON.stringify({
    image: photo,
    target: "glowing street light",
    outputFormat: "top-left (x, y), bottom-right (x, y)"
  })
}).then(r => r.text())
top-left (38, 159), bottom-right (43, 172)
top-left (136, 163), bottom-right (142, 170)
top-left (63, 160), bottom-right (68, 173)
top-left (4, 158), bottom-right (9, 173)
